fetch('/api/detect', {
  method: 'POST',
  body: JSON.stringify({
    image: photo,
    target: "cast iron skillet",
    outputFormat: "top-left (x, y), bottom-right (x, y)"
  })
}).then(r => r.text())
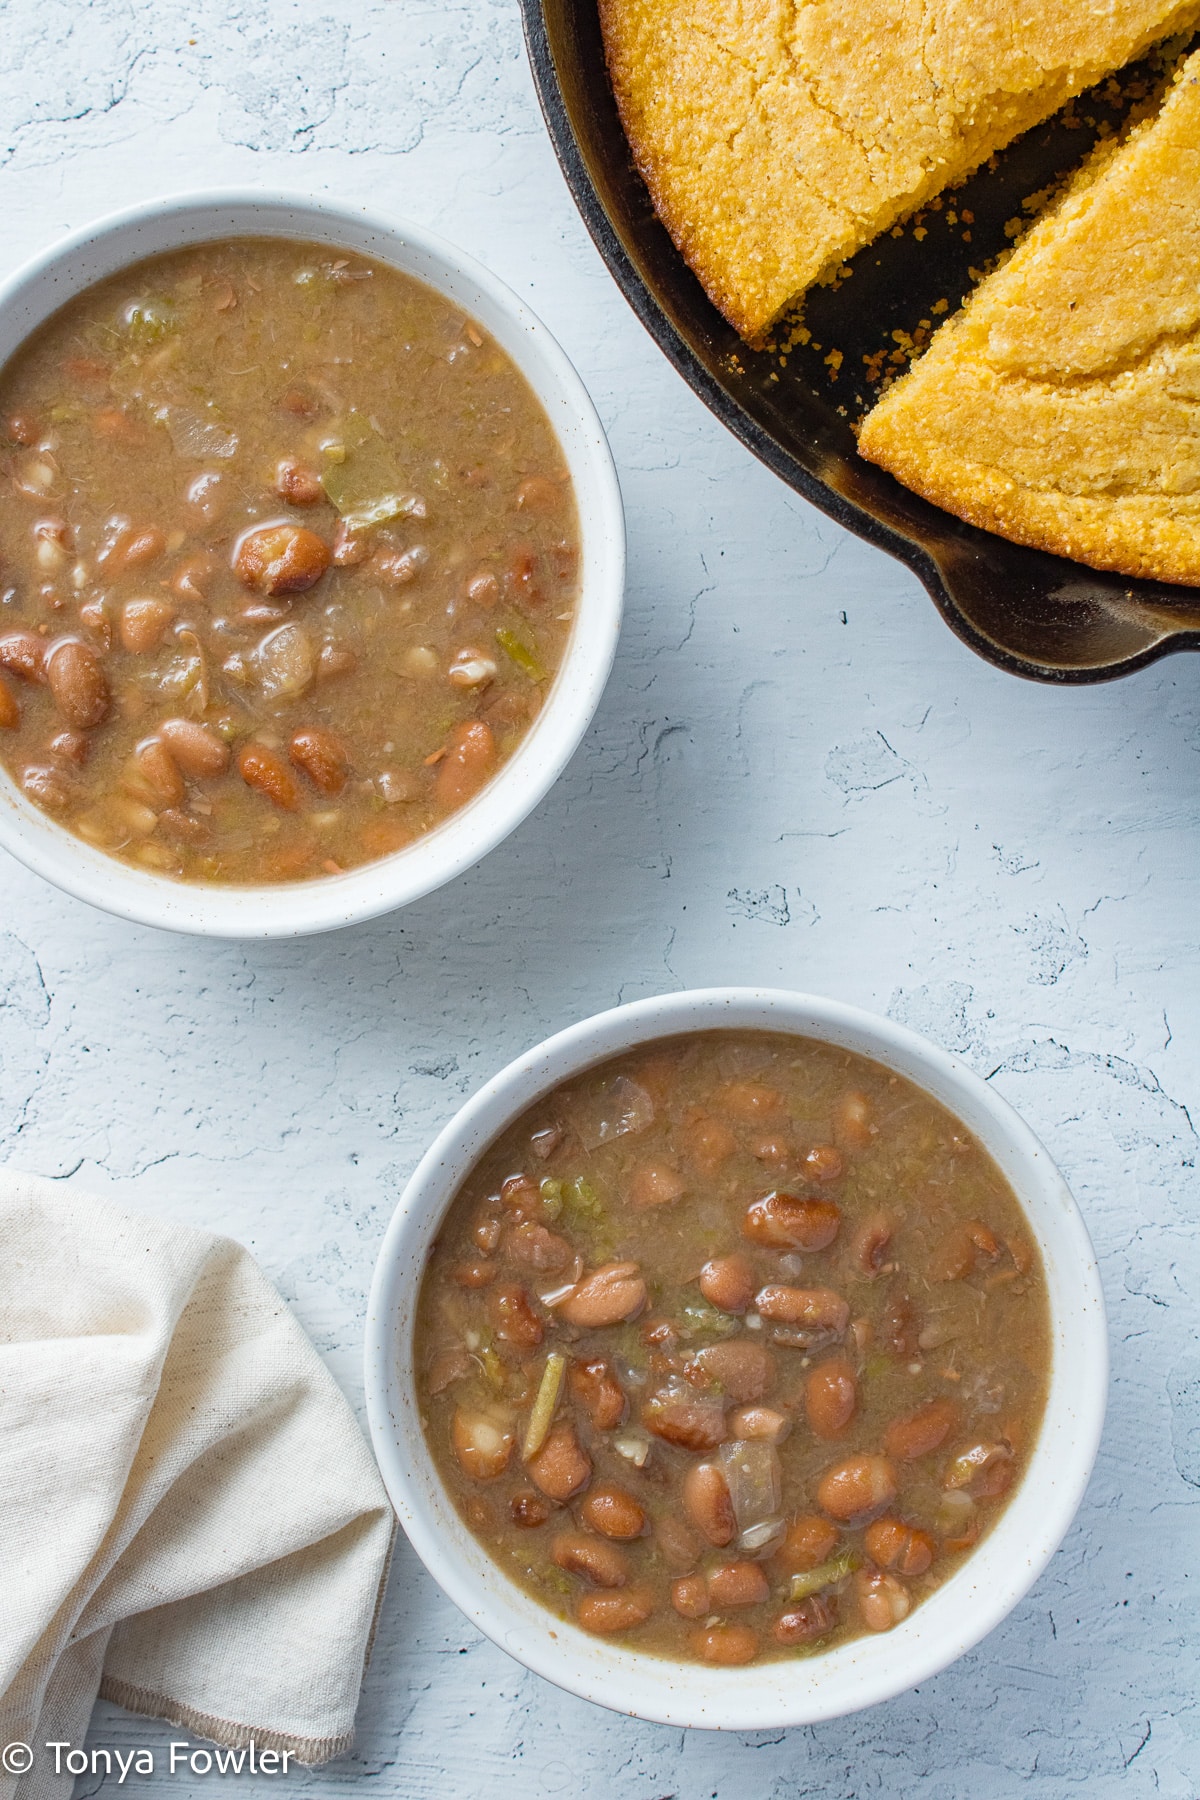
top-left (520, 0), bottom-right (1200, 683)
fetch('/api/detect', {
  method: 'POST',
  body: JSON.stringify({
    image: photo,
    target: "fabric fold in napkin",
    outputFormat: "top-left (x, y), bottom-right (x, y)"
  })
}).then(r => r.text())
top-left (0, 1169), bottom-right (395, 1800)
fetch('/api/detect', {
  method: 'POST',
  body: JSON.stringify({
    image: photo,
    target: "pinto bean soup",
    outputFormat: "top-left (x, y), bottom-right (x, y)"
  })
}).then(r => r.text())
top-left (0, 239), bottom-right (577, 882)
top-left (416, 1031), bottom-right (1050, 1667)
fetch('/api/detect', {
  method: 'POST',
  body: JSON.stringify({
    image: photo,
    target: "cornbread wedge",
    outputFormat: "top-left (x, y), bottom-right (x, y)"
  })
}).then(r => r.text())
top-left (598, 0), bottom-right (1200, 341)
top-left (858, 51), bottom-right (1200, 585)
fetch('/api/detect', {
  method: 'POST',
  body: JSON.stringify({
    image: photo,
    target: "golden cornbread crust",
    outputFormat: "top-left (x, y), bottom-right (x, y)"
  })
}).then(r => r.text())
top-left (598, 0), bottom-right (1200, 342)
top-left (858, 52), bottom-right (1200, 586)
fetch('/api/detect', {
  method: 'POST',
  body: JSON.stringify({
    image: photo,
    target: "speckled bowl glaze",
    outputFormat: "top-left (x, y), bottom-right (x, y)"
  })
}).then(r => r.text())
top-left (365, 987), bottom-right (1108, 1729)
top-left (0, 190), bottom-right (624, 936)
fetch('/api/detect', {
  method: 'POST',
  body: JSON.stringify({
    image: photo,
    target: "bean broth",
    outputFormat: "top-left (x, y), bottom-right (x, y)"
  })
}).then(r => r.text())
top-left (416, 1031), bottom-right (1051, 1667)
top-left (0, 239), bottom-right (578, 882)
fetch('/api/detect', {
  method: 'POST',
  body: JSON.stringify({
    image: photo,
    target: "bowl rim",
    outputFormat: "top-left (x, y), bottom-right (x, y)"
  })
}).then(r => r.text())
top-left (364, 986), bottom-right (1109, 1730)
top-left (0, 186), bottom-right (625, 937)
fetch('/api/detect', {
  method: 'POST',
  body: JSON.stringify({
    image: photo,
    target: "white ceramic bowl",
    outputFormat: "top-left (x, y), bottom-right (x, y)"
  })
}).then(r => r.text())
top-left (0, 191), bottom-right (624, 936)
top-left (365, 987), bottom-right (1108, 1730)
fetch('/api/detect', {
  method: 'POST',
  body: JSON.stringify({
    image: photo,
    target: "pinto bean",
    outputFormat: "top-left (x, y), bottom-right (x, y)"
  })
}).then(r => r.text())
top-left (48, 731), bottom-right (89, 765)
top-left (473, 1214), bottom-right (503, 1254)
top-left (686, 1339), bottom-right (776, 1403)
top-left (883, 1397), bottom-right (958, 1461)
top-left (46, 640), bottom-right (109, 729)
top-left (851, 1211), bottom-right (895, 1276)
top-left (727, 1403), bottom-right (791, 1444)
top-left (692, 1623), bottom-right (758, 1665)
top-left (928, 1219), bottom-right (1002, 1283)
top-left (289, 726), bottom-right (349, 794)
top-left (0, 630), bottom-right (46, 684)
top-left (568, 1356), bottom-right (627, 1431)
top-left (237, 742), bottom-right (298, 809)
top-left (508, 1220), bottom-right (572, 1273)
top-left (120, 597), bottom-right (175, 654)
top-left (880, 1289), bottom-right (920, 1358)
top-left (0, 677), bottom-right (18, 729)
top-left (170, 553), bottom-right (216, 603)
top-left (500, 1173), bottom-right (540, 1215)
top-left (274, 457), bottom-right (324, 505)
top-left (158, 808), bottom-right (209, 846)
top-left (655, 1514), bottom-right (702, 1571)
top-left (627, 1161), bottom-right (687, 1208)
top-left (816, 1454), bottom-right (898, 1523)
top-left (716, 1080), bottom-right (783, 1121)
top-left (743, 1191), bottom-right (841, 1251)
top-left (699, 1254), bottom-right (756, 1314)
top-left (832, 1089), bottom-right (873, 1148)
top-left (863, 1516), bottom-right (935, 1577)
top-left (331, 520), bottom-right (367, 566)
top-left (773, 1594), bottom-right (839, 1645)
top-left (158, 718), bottom-right (231, 778)
top-left (234, 522), bottom-right (330, 594)
top-left (559, 1262), bottom-right (647, 1328)
top-left (510, 1489), bottom-right (551, 1528)
top-left (488, 1283), bottom-right (544, 1350)
top-left (682, 1111), bottom-right (737, 1173)
top-left (803, 1143), bottom-right (844, 1182)
top-left (775, 1513), bottom-right (839, 1572)
top-left (581, 1485), bottom-right (647, 1540)
top-left (749, 1133), bottom-right (793, 1167)
top-left (854, 1567), bottom-right (911, 1631)
top-left (943, 1439), bottom-right (1013, 1496)
top-left (671, 1574), bottom-right (709, 1618)
top-left (450, 1259), bottom-right (496, 1289)
top-left (644, 1391), bottom-right (727, 1452)
top-left (804, 1357), bottom-right (858, 1438)
top-left (551, 1531), bottom-right (630, 1587)
top-left (575, 1584), bottom-right (654, 1634)
top-left (21, 765), bottom-right (72, 810)
top-left (97, 521), bottom-right (165, 572)
top-left (527, 1421), bottom-right (591, 1501)
top-left (707, 1560), bottom-right (769, 1608)
top-left (682, 1461), bottom-right (735, 1546)
top-left (451, 1408), bottom-right (514, 1480)
top-left (754, 1285), bottom-right (849, 1333)
top-left (434, 719), bottom-right (496, 810)
top-left (124, 738), bottom-right (184, 807)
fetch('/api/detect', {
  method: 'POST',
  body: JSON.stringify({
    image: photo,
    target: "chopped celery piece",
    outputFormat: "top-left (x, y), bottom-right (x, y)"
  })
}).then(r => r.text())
top-left (563, 1175), bottom-right (603, 1222)
top-left (522, 1351), bottom-right (566, 1461)
top-left (539, 1177), bottom-right (564, 1220)
top-left (678, 1298), bottom-right (740, 1341)
top-left (123, 299), bottom-right (175, 344)
top-left (789, 1549), bottom-right (859, 1601)
top-left (320, 411), bottom-right (426, 530)
top-left (496, 626), bottom-right (546, 682)
top-left (480, 1345), bottom-right (505, 1389)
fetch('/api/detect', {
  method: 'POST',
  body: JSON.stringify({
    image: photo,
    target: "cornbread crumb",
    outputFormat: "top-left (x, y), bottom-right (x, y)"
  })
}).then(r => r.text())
top-left (598, 0), bottom-right (1200, 341)
top-left (857, 52), bottom-right (1200, 585)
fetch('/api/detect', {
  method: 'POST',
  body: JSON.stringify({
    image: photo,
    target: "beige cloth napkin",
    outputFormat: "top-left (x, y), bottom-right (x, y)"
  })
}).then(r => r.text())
top-left (0, 1170), bottom-right (396, 1800)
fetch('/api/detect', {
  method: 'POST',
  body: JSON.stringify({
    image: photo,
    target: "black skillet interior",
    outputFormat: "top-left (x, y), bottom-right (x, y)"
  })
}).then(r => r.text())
top-left (520, 1), bottom-right (1200, 683)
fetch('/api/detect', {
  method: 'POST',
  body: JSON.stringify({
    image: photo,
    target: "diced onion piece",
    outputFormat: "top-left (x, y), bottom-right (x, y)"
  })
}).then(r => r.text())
top-left (521, 1351), bottom-right (566, 1462)
top-left (935, 1489), bottom-right (977, 1533)
top-left (739, 1516), bottom-right (785, 1553)
top-left (717, 1439), bottom-right (782, 1533)
top-left (255, 622), bottom-right (315, 699)
top-left (613, 1432), bottom-right (651, 1468)
top-left (944, 1440), bottom-right (1011, 1489)
top-left (575, 1075), bottom-right (656, 1151)
top-left (538, 1279), bottom-right (580, 1308)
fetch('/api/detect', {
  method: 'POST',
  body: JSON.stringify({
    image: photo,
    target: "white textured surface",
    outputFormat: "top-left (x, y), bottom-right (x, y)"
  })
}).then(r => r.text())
top-left (1, 3), bottom-right (1197, 1795)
